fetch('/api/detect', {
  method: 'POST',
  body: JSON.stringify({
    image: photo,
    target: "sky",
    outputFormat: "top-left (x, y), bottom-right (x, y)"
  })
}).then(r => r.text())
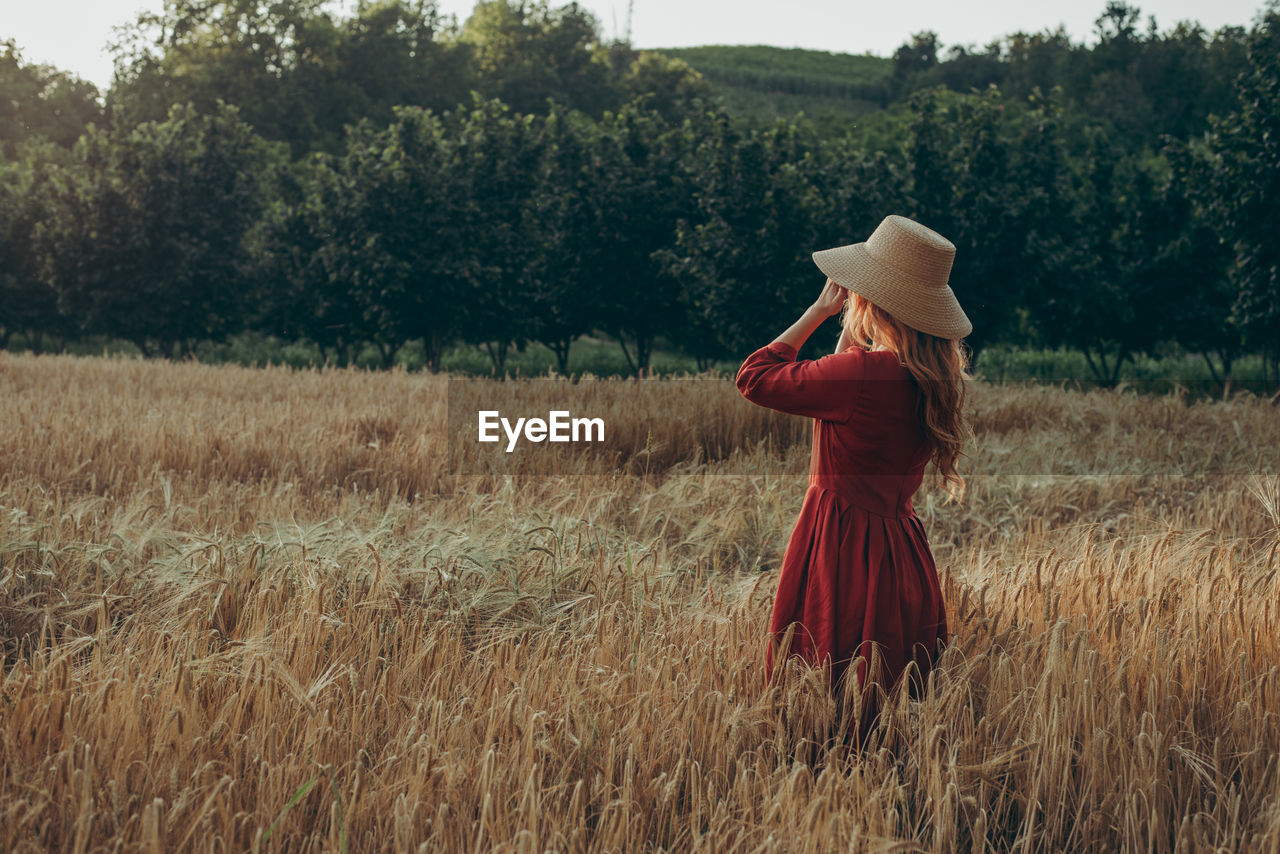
top-left (2, 0), bottom-right (1270, 91)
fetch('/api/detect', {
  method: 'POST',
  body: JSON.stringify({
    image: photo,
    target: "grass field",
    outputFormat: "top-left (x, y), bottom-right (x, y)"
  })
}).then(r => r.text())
top-left (8, 331), bottom-right (1277, 400)
top-left (2, 351), bottom-right (1280, 851)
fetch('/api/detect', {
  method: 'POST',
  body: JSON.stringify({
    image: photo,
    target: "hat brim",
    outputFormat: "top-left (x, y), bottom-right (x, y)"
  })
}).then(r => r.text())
top-left (812, 243), bottom-right (973, 339)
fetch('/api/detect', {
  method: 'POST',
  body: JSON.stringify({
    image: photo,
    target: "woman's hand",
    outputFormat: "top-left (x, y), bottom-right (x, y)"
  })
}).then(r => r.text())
top-left (810, 278), bottom-right (847, 318)
top-left (766, 278), bottom-right (849, 353)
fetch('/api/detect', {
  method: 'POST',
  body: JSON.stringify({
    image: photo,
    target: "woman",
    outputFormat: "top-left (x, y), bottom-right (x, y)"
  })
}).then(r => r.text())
top-left (735, 214), bottom-right (972, 739)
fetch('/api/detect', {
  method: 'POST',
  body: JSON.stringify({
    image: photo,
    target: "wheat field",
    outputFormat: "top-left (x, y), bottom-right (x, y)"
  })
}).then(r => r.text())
top-left (2, 351), bottom-right (1280, 853)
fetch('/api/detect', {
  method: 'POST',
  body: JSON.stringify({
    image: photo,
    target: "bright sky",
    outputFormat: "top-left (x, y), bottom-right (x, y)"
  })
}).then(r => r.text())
top-left (2, 0), bottom-right (1269, 91)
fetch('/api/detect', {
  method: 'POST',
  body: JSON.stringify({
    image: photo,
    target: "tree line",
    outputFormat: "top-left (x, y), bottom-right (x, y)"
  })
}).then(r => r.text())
top-left (1, 1), bottom-right (1278, 387)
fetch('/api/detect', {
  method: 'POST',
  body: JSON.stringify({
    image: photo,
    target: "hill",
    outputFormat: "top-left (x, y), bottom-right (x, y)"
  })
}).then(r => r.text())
top-left (650, 44), bottom-right (894, 133)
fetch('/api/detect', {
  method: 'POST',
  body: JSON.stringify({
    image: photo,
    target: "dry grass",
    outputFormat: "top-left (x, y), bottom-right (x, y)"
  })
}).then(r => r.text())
top-left (2, 350), bottom-right (1279, 852)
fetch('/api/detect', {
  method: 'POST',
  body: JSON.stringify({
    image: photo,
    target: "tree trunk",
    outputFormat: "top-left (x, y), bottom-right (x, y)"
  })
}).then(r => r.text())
top-left (617, 332), bottom-right (652, 377)
top-left (1201, 351), bottom-right (1223, 390)
top-left (636, 336), bottom-right (652, 377)
top-left (616, 334), bottom-right (638, 377)
top-left (375, 339), bottom-right (393, 368)
top-left (1081, 347), bottom-right (1104, 385)
top-left (481, 340), bottom-right (510, 374)
top-left (1201, 350), bottom-right (1236, 398)
top-left (1108, 350), bottom-right (1127, 387)
top-left (549, 338), bottom-right (573, 374)
top-left (426, 331), bottom-right (444, 374)
top-left (1081, 345), bottom-right (1129, 388)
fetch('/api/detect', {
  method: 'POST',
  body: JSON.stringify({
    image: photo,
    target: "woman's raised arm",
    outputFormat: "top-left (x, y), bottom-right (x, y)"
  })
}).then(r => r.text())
top-left (734, 280), bottom-right (863, 423)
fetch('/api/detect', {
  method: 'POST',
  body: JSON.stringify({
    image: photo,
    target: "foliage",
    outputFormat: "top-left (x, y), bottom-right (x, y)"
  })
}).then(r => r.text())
top-left (36, 102), bottom-right (274, 356)
top-left (0, 141), bottom-right (66, 350)
top-left (0, 41), bottom-right (103, 157)
top-left (1194, 4), bottom-right (1280, 387)
top-left (456, 0), bottom-right (618, 117)
top-left (107, 0), bottom-right (475, 157)
top-left (525, 102), bottom-right (608, 371)
top-left (586, 102), bottom-right (698, 376)
top-left (447, 95), bottom-right (547, 372)
top-left (2, 1), bottom-right (1278, 393)
top-left (904, 86), bottom-right (1029, 354)
top-left (656, 113), bottom-right (831, 367)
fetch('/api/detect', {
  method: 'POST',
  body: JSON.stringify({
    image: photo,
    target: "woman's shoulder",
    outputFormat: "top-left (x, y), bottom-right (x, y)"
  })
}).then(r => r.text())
top-left (840, 345), bottom-right (907, 374)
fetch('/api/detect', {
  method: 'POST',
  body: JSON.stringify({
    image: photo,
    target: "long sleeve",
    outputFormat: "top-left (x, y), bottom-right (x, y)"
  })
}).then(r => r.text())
top-left (735, 341), bottom-right (865, 423)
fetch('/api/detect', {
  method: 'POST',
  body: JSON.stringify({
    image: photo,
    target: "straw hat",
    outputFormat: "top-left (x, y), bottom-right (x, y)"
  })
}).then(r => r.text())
top-left (812, 214), bottom-right (972, 339)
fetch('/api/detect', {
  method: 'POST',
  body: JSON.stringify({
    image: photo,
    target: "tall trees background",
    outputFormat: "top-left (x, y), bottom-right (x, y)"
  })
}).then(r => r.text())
top-left (2, 0), bottom-right (1279, 388)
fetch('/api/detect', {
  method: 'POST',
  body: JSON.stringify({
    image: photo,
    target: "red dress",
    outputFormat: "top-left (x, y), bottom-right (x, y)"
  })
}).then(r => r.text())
top-left (735, 340), bottom-right (951, 703)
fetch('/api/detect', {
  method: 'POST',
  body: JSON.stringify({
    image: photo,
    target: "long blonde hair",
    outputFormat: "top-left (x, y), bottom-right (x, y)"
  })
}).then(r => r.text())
top-left (842, 292), bottom-right (973, 502)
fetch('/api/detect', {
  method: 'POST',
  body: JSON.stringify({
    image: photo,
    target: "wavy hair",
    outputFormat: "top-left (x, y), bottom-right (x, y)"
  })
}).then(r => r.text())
top-left (841, 291), bottom-right (974, 502)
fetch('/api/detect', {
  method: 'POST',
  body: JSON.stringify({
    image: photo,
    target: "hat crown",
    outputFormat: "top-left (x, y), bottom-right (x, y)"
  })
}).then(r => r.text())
top-left (809, 213), bottom-right (972, 339)
top-left (865, 214), bottom-right (955, 289)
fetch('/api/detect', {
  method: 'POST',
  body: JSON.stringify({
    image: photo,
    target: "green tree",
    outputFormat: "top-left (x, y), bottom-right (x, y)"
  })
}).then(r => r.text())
top-left (457, 0), bottom-right (619, 118)
top-left (893, 31), bottom-right (939, 82)
top-left (1031, 130), bottom-right (1174, 385)
top-left (1014, 88), bottom-right (1088, 351)
top-left (39, 102), bottom-right (273, 357)
top-left (247, 153), bottom-right (375, 365)
top-left (526, 101), bottom-right (607, 372)
top-left (449, 95), bottom-right (547, 372)
top-left (108, 0), bottom-right (327, 137)
top-left (1000, 28), bottom-right (1075, 100)
top-left (0, 141), bottom-right (68, 351)
top-left (619, 51), bottom-right (715, 125)
top-left (0, 41), bottom-right (103, 157)
top-left (804, 131), bottom-right (905, 356)
top-left (590, 100), bottom-right (696, 375)
top-left (1135, 141), bottom-right (1239, 392)
top-left (109, 0), bottom-right (471, 157)
top-left (1197, 5), bottom-right (1280, 390)
top-left (265, 106), bottom-right (475, 370)
top-left (656, 111), bottom-right (827, 366)
top-left (905, 86), bottom-right (1028, 353)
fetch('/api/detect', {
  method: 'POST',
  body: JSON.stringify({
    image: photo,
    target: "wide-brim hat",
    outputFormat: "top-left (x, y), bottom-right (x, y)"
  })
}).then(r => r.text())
top-left (812, 214), bottom-right (972, 339)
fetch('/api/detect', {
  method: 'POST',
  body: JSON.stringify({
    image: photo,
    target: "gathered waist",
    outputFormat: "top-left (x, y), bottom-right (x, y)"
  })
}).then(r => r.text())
top-left (806, 476), bottom-right (920, 519)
